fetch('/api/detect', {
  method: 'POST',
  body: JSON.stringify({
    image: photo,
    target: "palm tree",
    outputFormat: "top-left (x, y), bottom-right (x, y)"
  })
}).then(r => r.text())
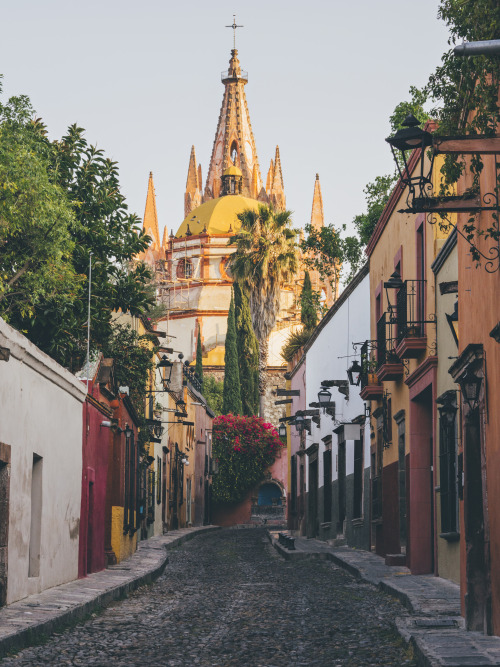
top-left (228, 204), bottom-right (298, 417)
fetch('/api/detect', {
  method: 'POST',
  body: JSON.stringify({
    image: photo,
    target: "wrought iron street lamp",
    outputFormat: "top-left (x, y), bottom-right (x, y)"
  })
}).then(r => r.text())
top-left (278, 423), bottom-right (287, 438)
top-left (383, 271), bottom-right (404, 316)
top-left (459, 367), bottom-right (482, 412)
top-left (446, 299), bottom-right (459, 347)
top-left (294, 414), bottom-right (305, 433)
top-left (317, 386), bottom-right (332, 406)
top-left (437, 393), bottom-right (458, 426)
top-left (386, 114), bottom-right (434, 207)
top-left (347, 360), bottom-right (362, 387)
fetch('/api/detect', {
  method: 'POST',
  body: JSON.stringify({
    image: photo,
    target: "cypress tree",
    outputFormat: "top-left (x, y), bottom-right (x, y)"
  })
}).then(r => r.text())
top-left (222, 290), bottom-right (243, 415)
top-left (301, 271), bottom-right (318, 331)
top-left (195, 328), bottom-right (203, 391)
top-left (234, 282), bottom-right (259, 416)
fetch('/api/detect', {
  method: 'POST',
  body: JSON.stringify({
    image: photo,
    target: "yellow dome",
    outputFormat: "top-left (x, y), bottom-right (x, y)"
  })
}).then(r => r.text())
top-left (222, 165), bottom-right (242, 177)
top-left (176, 195), bottom-right (259, 238)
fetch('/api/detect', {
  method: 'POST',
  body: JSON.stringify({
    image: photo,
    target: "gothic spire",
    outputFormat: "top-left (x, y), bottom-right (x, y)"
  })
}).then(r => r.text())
top-left (185, 146), bottom-right (202, 217)
top-left (143, 172), bottom-right (160, 249)
top-left (268, 146), bottom-right (286, 210)
top-left (310, 173), bottom-right (324, 231)
top-left (204, 49), bottom-right (263, 201)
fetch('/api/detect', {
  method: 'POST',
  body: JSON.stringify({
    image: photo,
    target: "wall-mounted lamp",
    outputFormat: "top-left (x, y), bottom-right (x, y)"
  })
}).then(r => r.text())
top-left (278, 423), bottom-right (287, 439)
top-left (347, 360), bottom-right (363, 387)
top-left (458, 366), bottom-right (482, 412)
top-left (437, 391), bottom-right (457, 426)
top-left (317, 386), bottom-right (332, 406)
top-left (446, 299), bottom-right (459, 347)
top-left (294, 414), bottom-right (304, 433)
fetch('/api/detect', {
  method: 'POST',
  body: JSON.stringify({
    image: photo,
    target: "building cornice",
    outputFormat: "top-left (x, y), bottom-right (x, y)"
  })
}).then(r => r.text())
top-left (405, 355), bottom-right (438, 388)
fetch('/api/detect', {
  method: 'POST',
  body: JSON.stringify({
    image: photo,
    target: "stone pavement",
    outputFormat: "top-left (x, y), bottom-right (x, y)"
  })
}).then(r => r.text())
top-left (0, 525), bottom-right (219, 659)
top-left (0, 527), bottom-right (418, 666)
top-left (270, 531), bottom-right (500, 666)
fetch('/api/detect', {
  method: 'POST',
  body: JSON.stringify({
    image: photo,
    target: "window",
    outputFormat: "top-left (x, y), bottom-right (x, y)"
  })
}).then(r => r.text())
top-left (29, 454), bottom-right (43, 577)
top-left (148, 469), bottom-right (155, 524)
top-left (353, 437), bottom-right (363, 519)
top-left (416, 219), bottom-right (425, 326)
top-left (291, 455), bottom-right (297, 514)
top-left (156, 456), bottom-right (162, 505)
top-left (177, 258), bottom-right (193, 279)
top-left (439, 410), bottom-right (459, 534)
top-left (323, 450), bottom-right (332, 523)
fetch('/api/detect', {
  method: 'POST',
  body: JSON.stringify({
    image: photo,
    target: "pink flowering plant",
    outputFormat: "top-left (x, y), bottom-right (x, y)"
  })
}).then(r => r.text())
top-left (211, 414), bottom-right (284, 505)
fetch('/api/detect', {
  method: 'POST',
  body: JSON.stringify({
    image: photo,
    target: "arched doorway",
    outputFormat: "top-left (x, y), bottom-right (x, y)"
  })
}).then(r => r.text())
top-left (258, 482), bottom-right (282, 506)
top-left (251, 479), bottom-right (286, 527)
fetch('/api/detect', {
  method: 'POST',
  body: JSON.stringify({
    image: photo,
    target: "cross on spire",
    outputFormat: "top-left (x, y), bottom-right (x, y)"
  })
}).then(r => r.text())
top-left (225, 15), bottom-right (243, 50)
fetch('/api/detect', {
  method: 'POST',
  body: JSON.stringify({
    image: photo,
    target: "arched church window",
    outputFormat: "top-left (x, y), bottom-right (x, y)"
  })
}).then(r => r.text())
top-left (177, 258), bottom-right (193, 279)
top-left (230, 141), bottom-right (238, 165)
top-left (220, 257), bottom-right (232, 281)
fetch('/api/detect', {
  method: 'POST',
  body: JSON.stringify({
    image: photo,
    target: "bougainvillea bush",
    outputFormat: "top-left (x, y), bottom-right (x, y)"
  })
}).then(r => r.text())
top-left (211, 414), bottom-right (284, 505)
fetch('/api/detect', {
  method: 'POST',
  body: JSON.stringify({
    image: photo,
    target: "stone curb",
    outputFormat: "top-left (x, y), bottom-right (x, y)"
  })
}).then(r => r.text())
top-left (0, 526), bottom-right (220, 659)
top-left (269, 532), bottom-right (500, 667)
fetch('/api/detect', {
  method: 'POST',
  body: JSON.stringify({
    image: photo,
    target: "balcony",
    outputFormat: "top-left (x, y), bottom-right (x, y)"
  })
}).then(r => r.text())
top-left (359, 341), bottom-right (384, 401)
top-left (395, 280), bottom-right (427, 359)
top-left (376, 313), bottom-right (404, 382)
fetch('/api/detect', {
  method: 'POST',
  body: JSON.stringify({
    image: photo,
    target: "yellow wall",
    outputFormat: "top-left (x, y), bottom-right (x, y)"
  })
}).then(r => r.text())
top-left (111, 506), bottom-right (137, 562)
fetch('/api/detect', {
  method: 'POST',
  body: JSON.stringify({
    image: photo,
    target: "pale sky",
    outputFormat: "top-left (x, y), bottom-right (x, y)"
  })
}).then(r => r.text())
top-left (0, 0), bottom-right (450, 239)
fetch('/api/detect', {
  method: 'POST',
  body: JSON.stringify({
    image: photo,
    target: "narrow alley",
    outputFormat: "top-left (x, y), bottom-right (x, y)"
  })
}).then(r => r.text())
top-left (1, 529), bottom-right (415, 667)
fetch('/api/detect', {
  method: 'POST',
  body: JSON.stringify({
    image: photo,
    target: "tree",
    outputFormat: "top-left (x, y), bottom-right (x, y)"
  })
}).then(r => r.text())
top-left (0, 100), bottom-right (155, 369)
top-left (100, 323), bottom-right (157, 449)
top-left (195, 328), bottom-right (204, 391)
top-left (228, 204), bottom-right (298, 416)
top-left (203, 375), bottom-right (224, 416)
top-left (222, 289), bottom-right (243, 415)
top-left (211, 414), bottom-right (284, 505)
top-left (424, 0), bottom-right (500, 255)
top-left (0, 89), bottom-right (81, 325)
top-left (352, 175), bottom-right (398, 247)
top-left (234, 281), bottom-right (259, 416)
top-left (300, 223), bottom-right (364, 288)
top-left (300, 271), bottom-right (318, 331)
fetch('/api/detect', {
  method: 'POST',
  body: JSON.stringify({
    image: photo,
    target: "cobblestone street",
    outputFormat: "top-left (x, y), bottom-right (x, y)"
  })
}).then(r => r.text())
top-left (1, 529), bottom-right (416, 666)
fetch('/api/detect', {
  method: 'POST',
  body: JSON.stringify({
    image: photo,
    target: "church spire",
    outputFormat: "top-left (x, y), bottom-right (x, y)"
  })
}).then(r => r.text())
top-left (310, 173), bottom-right (324, 231)
top-left (204, 49), bottom-right (263, 201)
top-left (267, 146), bottom-right (286, 211)
top-left (185, 146), bottom-right (202, 217)
top-left (143, 172), bottom-right (161, 250)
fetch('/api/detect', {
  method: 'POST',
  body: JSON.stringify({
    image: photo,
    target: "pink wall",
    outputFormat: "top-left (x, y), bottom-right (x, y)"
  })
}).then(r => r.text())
top-left (79, 388), bottom-right (111, 578)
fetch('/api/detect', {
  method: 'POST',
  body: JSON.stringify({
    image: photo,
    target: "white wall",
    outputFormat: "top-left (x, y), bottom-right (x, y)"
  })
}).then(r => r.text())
top-left (0, 318), bottom-right (86, 603)
top-left (304, 272), bottom-right (371, 493)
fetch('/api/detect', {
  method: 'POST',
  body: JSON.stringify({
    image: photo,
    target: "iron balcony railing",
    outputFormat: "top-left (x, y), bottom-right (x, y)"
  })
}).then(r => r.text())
top-left (396, 279), bottom-right (426, 343)
top-left (183, 364), bottom-right (202, 393)
top-left (221, 69), bottom-right (248, 82)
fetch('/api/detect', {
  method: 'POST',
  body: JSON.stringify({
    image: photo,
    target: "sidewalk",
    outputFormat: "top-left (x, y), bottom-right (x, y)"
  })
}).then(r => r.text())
top-left (0, 526), bottom-right (219, 659)
top-left (270, 531), bottom-right (500, 667)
